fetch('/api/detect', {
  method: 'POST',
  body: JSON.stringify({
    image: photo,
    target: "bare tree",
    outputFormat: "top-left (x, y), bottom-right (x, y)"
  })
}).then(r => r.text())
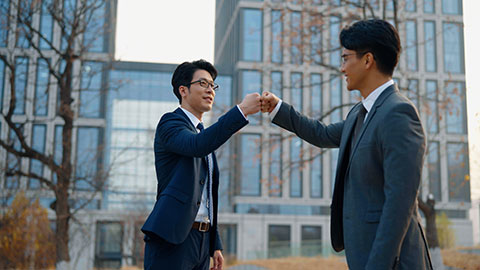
top-left (0, 0), bottom-right (114, 269)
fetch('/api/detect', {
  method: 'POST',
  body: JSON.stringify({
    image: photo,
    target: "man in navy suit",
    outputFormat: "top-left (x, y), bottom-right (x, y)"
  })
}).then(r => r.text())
top-left (261, 20), bottom-right (432, 269)
top-left (142, 59), bottom-right (260, 270)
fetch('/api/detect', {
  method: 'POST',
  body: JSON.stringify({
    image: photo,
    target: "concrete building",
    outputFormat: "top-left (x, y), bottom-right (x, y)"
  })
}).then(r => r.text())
top-left (0, 0), bottom-right (473, 268)
top-left (213, 0), bottom-right (472, 261)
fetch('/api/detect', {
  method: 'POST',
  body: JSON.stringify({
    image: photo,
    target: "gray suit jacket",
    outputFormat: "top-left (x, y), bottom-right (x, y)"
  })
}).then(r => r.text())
top-left (273, 85), bottom-right (432, 270)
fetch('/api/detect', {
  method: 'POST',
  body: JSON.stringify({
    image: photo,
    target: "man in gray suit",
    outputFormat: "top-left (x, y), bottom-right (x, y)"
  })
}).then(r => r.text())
top-left (261, 19), bottom-right (432, 270)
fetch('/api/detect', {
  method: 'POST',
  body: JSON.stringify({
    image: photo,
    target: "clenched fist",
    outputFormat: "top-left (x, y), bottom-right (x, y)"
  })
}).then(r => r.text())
top-left (238, 93), bottom-right (261, 116)
top-left (260, 91), bottom-right (280, 113)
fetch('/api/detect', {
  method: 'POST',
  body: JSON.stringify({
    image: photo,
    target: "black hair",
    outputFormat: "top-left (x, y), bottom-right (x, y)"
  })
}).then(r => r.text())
top-left (171, 59), bottom-right (218, 104)
top-left (340, 19), bottom-right (401, 76)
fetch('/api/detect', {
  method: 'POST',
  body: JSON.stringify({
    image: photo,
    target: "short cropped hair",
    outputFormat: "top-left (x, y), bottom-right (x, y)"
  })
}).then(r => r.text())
top-left (171, 59), bottom-right (217, 104)
top-left (340, 19), bottom-right (401, 76)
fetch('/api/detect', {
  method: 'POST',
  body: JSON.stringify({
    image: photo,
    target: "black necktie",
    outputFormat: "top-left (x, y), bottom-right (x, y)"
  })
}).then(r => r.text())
top-left (351, 105), bottom-right (367, 151)
top-left (197, 122), bottom-right (204, 132)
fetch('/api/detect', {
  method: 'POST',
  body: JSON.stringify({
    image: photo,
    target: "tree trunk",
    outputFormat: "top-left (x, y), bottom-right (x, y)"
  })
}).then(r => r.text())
top-left (55, 185), bottom-right (71, 267)
top-left (418, 196), bottom-right (444, 270)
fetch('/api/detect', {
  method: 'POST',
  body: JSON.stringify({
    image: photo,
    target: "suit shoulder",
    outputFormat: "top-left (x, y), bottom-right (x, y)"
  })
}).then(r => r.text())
top-left (385, 91), bottom-right (418, 112)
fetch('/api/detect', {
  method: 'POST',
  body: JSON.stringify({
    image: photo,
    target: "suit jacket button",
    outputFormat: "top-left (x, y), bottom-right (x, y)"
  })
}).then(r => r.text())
top-left (200, 180), bottom-right (205, 185)
top-left (197, 201), bottom-right (201, 206)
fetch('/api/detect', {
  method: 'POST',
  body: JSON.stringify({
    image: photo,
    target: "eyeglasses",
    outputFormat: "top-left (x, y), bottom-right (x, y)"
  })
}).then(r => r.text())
top-left (341, 51), bottom-right (369, 64)
top-left (186, 79), bottom-right (219, 91)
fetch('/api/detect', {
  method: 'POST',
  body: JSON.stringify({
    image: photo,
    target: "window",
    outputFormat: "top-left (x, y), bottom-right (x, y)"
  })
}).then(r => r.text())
top-left (291, 73), bottom-right (302, 110)
top-left (35, 59), bottom-right (50, 116)
top-left (15, 0), bottom-right (32, 48)
top-left (83, 1), bottom-right (106, 52)
top-left (301, 226), bottom-right (322, 257)
top-left (290, 137), bottom-right (303, 197)
top-left (310, 74), bottom-right (322, 117)
top-left (291, 12), bottom-right (302, 64)
top-left (310, 147), bottom-right (322, 198)
top-left (268, 225), bottom-right (291, 258)
top-left (310, 74), bottom-right (323, 199)
top-left (405, 0), bottom-right (416, 12)
top-left (442, 0), bottom-right (462, 15)
top-left (443, 23), bottom-right (464, 74)
top-left (240, 70), bottom-right (262, 125)
top-left (61, 0), bottom-right (76, 51)
top-left (0, 0), bottom-right (10, 47)
top-left (218, 224), bottom-right (237, 261)
top-left (212, 75), bottom-right (232, 118)
top-left (0, 59), bottom-right (4, 110)
top-left (80, 62), bottom-right (104, 118)
top-left (406, 20), bottom-right (418, 71)
top-left (269, 134), bottom-right (282, 197)
top-left (271, 71), bottom-right (283, 98)
top-left (406, 79), bottom-right (418, 109)
top-left (445, 81), bottom-right (466, 134)
top-left (447, 143), bottom-right (470, 202)
top-left (29, 125), bottom-right (46, 189)
top-left (95, 222), bottom-right (123, 269)
top-left (425, 81), bottom-right (438, 134)
top-left (14, 57), bottom-right (28, 115)
top-left (330, 75), bottom-right (342, 123)
top-left (218, 141), bottom-right (232, 212)
top-left (310, 16), bottom-right (322, 65)
top-left (5, 127), bottom-right (22, 188)
top-left (52, 125), bottom-right (62, 183)
top-left (329, 16), bottom-right (341, 67)
top-left (424, 21), bottom-right (437, 72)
top-left (39, 0), bottom-right (53, 49)
top-left (424, 0), bottom-right (435, 13)
top-left (239, 134), bottom-right (261, 196)
top-left (427, 141), bottom-right (441, 201)
top-left (271, 10), bottom-right (283, 63)
top-left (241, 9), bottom-right (262, 62)
top-left (76, 127), bottom-right (102, 190)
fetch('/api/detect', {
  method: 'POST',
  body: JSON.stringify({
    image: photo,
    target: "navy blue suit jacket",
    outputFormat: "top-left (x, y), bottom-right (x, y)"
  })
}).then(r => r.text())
top-left (142, 106), bottom-right (248, 256)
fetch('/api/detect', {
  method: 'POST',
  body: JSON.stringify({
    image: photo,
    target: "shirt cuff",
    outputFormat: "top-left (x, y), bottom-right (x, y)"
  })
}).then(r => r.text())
top-left (268, 100), bottom-right (282, 121)
top-left (236, 105), bottom-right (248, 120)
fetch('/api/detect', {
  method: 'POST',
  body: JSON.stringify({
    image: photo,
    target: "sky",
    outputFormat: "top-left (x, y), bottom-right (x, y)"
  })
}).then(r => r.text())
top-left (115, 0), bottom-right (480, 200)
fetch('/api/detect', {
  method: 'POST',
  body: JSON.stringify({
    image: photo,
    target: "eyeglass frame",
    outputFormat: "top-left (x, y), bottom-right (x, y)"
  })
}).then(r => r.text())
top-left (341, 51), bottom-right (371, 64)
top-left (185, 79), bottom-right (219, 91)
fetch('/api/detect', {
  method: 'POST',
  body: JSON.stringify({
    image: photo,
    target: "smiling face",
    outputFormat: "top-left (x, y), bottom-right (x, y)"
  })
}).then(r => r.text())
top-left (340, 48), bottom-right (367, 92)
top-left (179, 69), bottom-right (216, 120)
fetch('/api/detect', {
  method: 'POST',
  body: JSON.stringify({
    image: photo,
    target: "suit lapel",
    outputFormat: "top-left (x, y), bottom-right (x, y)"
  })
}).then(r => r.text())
top-left (348, 85), bottom-right (396, 163)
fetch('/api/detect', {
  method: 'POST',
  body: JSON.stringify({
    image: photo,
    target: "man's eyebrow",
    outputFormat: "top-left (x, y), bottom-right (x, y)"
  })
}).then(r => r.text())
top-left (197, 77), bottom-right (214, 83)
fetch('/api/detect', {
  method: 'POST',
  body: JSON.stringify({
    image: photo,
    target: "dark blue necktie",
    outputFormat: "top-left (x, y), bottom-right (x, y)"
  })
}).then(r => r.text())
top-left (197, 122), bottom-right (204, 132)
top-left (197, 122), bottom-right (213, 223)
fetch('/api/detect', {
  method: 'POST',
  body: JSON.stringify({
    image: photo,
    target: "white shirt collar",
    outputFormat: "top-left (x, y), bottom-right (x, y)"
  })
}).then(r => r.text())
top-left (361, 80), bottom-right (394, 112)
top-left (180, 107), bottom-right (202, 131)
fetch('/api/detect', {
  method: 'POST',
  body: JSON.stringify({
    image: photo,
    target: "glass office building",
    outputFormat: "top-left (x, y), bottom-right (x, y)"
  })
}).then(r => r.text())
top-left (0, 0), bottom-right (472, 268)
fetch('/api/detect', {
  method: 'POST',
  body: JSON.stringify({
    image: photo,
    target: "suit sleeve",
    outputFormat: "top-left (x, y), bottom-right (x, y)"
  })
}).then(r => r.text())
top-left (272, 101), bottom-right (343, 148)
top-left (365, 103), bottom-right (426, 270)
top-left (214, 229), bottom-right (223, 252)
top-left (157, 107), bottom-right (248, 157)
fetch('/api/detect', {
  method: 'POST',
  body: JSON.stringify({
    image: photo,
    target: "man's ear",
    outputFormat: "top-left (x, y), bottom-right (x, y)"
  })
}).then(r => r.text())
top-left (179, 85), bottom-right (188, 98)
top-left (365, 52), bottom-right (375, 70)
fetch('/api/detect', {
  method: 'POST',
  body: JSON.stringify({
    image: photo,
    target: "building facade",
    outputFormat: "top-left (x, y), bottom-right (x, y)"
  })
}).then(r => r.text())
top-left (213, 0), bottom-right (471, 261)
top-left (0, 0), bottom-right (473, 269)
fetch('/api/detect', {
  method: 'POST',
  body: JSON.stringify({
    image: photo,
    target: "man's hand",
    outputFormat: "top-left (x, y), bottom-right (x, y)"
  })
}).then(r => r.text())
top-left (261, 91), bottom-right (279, 113)
top-left (211, 250), bottom-right (224, 270)
top-left (238, 93), bottom-right (261, 116)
